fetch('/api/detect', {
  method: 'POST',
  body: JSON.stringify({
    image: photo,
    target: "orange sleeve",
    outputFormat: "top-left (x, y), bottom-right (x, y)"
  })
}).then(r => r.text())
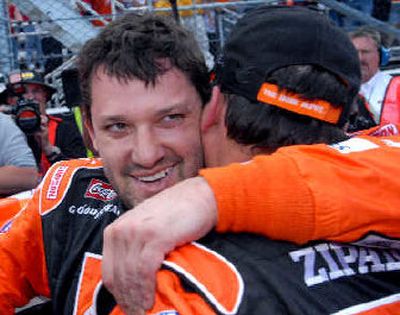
top-left (147, 243), bottom-right (242, 315)
top-left (147, 270), bottom-right (217, 315)
top-left (200, 136), bottom-right (400, 244)
top-left (0, 188), bottom-right (50, 312)
top-left (109, 269), bottom-right (217, 315)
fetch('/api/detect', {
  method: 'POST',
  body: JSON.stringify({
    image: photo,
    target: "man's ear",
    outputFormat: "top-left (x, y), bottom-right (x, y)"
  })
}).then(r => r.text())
top-left (201, 86), bottom-right (225, 132)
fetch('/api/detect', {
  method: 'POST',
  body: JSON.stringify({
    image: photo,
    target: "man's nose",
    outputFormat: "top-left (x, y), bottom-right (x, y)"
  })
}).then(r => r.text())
top-left (23, 91), bottom-right (34, 100)
top-left (130, 128), bottom-right (164, 169)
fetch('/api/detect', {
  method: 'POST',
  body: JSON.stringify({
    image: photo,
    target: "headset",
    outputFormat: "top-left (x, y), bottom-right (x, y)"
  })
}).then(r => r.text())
top-left (380, 45), bottom-right (391, 67)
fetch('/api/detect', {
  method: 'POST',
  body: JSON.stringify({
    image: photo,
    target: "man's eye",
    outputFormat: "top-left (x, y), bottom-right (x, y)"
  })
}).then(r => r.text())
top-left (163, 114), bottom-right (184, 123)
top-left (107, 122), bottom-right (127, 132)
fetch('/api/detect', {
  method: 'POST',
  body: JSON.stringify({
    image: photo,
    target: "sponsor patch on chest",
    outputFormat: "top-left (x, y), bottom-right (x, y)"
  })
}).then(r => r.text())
top-left (84, 179), bottom-right (117, 201)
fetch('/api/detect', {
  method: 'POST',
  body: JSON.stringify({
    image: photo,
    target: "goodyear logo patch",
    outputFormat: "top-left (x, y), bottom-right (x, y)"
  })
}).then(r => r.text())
top-left (155, 311), bottom-right (179, 315)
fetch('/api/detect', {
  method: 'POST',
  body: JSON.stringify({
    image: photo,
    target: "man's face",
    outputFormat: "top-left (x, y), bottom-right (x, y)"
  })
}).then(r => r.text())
top-left (88, 67), bottom-right (204, 208)
top-left (7, 83), bottom-right (48, 114)
top-left (351, 36), bottom-right (380, 83)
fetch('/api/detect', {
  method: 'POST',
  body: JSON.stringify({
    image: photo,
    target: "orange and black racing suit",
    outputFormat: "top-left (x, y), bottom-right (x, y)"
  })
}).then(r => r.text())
top-left (1, 145), bottom-right (400, 313)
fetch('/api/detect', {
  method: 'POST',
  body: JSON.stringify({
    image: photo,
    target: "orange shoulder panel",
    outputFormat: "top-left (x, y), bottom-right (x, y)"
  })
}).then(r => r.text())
top-left (39, 158), bottom-right (103, 216)
top-left (156, 242), bottom-right (243, 314)
top-left (0, 190), bottom-right (33, 227)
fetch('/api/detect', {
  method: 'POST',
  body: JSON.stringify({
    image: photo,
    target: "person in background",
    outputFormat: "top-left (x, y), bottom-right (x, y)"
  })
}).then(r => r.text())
top-left (350, 27), bottom-right (400, 125)
top-left (154, 0), bottom-right (215, 69)
top-left (0, 70), bottom-right (87, 175)
top-left (0, 112), bottom-right (38, 197)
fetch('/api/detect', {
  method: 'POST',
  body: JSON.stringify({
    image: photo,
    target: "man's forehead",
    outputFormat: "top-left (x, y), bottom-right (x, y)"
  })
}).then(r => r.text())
top-left (90, 66), bottom-right (202, 115)
top-left (352, 36), bottom-right (377, 48)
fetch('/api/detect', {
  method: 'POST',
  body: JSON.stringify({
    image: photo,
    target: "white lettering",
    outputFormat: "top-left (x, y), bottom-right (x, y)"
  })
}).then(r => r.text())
top-left (316, 243), bottom-right (346, 280)
top-left (358, 247), bottom-right (385, 274)
top-left (289, 247), bottom-right (328, 286)
top-left (330, 244), bottom-right (357, 277)
top-left (68, 204), bottom-right (120, 220)
top-left (290, 243), bottom-right (400, 287)
top-left (300, 102), bottom-right (324, 113)
top-left (278, 94), bottom-right (298, 105)
top-left (263, 88), bottom-right (277, 98)
top-left (46, 166), bottom-right (68, 199)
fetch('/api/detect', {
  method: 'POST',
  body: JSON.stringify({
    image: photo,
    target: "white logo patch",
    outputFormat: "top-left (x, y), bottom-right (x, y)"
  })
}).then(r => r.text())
top-left (330, 138), bottom-right (379, 154)
top-left (46, 166), bottom-right (68, 199)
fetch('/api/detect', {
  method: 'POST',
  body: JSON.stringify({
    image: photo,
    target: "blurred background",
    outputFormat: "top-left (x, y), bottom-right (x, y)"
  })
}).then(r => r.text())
top-left (0, 0), bottom-right (398, 110)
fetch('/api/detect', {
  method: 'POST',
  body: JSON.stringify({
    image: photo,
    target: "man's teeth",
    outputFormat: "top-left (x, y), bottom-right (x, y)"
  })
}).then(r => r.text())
top-left (137, 168), bottom-right (170, 182)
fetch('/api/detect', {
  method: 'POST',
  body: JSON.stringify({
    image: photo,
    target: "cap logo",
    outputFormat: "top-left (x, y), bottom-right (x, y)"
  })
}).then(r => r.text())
top-left (9, 71), bottom-right (35, 84)
top-left (21, 72), bottom-right (35, 80)
top-left (257, 83), bottom-right (342, 124)
top-left (9, 73), bottom-right (22, 84)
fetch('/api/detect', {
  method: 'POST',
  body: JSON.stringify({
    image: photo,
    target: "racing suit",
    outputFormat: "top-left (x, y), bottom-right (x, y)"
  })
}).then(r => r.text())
top-left (204, 123), bottom-right (400, 244)
top-left (1, 143), bottom-right (400, 313)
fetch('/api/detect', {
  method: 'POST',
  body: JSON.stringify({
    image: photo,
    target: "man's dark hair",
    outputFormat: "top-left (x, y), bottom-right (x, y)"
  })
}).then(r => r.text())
top-left (78, 12), bottom-right (211, 120)
top-left (224, 64), bottom-right (354, 151)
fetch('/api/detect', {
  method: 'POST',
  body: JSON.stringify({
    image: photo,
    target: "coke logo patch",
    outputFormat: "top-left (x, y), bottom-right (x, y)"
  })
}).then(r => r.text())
top-left (85, 179), bottom-right (117, 201)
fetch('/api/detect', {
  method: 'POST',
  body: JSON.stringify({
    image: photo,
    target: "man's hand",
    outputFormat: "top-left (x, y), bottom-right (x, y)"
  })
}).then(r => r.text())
top-left (102, 176), bottom-right (217, 314)
top-left (34, 115), bottom-right (50, 152)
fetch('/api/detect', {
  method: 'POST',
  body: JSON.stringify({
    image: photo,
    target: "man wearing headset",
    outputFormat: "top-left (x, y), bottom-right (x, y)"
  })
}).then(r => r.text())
top-left (350, 27), bottom-right (400, 125)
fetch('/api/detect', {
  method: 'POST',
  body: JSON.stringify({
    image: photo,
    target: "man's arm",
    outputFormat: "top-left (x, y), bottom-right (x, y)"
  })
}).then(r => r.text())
top-left (0, 113), bottom-right (38, 195)
top-left (103, 134), bottom-right (400, 313)
top-left (0, 190), bottom-right (50, 312)
top-left (103, 176), bottom-right (216, 313)
top-left (0, 166), bottom-right (38, 196)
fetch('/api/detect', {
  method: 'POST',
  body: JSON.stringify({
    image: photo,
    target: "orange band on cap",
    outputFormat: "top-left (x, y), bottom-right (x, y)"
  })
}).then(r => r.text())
top-left (257, 83), bottom-right (342, 124)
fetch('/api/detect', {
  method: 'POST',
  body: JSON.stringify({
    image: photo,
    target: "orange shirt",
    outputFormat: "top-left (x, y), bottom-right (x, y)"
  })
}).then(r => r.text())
top-left (200, 124), bottom-right (400, 244)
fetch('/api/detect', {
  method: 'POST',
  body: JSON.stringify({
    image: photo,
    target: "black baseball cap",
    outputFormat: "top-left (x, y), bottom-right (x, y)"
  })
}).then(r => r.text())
top-left (0, 70), bottom-right (56, 102)
top-left (215, 5), bottom-right (361, 124)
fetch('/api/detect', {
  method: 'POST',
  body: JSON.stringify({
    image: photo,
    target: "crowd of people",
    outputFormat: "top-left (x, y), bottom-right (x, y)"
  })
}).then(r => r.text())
top-left (0, 1), bottom-right (399, 314)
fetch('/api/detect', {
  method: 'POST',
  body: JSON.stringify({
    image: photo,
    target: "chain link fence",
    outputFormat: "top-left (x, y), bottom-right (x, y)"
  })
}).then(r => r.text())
top-left (0, 0), bottom-right (399, 108)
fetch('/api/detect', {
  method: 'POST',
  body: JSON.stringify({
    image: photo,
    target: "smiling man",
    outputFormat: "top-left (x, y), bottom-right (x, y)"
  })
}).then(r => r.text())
top-left (0, 12), bottom-right (210, 313)
top-left (87, 66), bottom-right (204, 207)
